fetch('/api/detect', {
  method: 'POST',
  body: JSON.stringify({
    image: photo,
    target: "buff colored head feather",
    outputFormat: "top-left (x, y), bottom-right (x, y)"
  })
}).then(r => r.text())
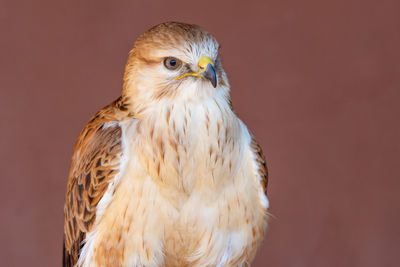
top-left (122, 22), bottom-right (230, 112)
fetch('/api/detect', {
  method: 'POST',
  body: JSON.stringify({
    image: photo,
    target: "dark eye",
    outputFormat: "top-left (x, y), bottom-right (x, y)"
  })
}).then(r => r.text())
top-left (164, 57), bottom-right (182, 70)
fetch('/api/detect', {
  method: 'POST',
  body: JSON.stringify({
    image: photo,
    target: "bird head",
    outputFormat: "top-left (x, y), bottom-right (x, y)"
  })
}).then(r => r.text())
top-left (122, 22), bottom-right (230, 114)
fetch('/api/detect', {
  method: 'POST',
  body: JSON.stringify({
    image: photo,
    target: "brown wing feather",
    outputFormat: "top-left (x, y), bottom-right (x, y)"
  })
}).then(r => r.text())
top-left (250, 136), bottom-right (268, 194)
top-left (63, 98), bottom-right (128, 266)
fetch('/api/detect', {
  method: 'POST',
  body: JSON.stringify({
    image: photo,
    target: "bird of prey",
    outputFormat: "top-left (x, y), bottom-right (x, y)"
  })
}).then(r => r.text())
top-left (63, 22), bottom-right (269, 267)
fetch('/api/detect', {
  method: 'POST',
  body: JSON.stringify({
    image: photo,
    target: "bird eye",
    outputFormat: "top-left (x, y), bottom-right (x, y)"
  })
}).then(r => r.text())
top-left (164, 57), bottom-right (182, 70)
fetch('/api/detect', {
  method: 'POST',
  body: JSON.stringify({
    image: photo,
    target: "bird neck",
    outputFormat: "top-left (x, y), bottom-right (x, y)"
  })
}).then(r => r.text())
top-left (127, 96), bottom-right (242, 203)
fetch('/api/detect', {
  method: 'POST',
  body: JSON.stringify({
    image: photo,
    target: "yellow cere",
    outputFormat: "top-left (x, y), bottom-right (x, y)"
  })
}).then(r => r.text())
top-left (174, 56), bottom-right (214, 80)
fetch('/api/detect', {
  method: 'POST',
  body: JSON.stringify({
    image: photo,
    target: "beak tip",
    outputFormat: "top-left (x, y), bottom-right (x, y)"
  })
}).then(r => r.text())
top-left (212, 79), bottom-right (217, 88)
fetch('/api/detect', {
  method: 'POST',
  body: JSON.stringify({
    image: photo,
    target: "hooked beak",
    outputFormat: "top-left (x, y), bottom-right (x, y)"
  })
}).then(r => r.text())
top-left (174, 56), bottom-right (217, 88)
top-left (201, 62), bottom-right (217, 88)
top-left (197, 56), bottom-right (217, 88)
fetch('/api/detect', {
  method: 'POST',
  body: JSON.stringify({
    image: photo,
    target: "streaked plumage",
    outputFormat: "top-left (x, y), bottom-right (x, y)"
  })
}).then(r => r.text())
top-left (63, 22), bottom-right (269, 267)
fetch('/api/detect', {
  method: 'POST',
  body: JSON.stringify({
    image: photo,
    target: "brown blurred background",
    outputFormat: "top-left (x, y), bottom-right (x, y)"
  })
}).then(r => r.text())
top-left (1, 0), bottom-right (399, 266)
